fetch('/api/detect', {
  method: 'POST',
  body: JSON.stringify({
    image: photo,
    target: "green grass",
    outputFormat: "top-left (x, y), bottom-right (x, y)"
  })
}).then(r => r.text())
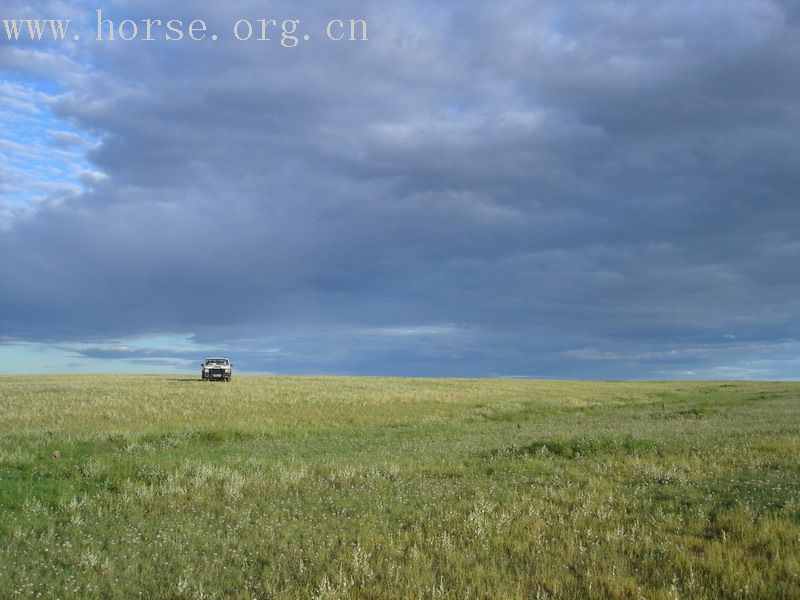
top-left (1, 376), bottom-right (798, 598)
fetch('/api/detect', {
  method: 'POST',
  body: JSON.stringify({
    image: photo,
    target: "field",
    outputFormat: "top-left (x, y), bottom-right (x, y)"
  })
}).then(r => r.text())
top-left (1, 376), bottom-right (798, 599)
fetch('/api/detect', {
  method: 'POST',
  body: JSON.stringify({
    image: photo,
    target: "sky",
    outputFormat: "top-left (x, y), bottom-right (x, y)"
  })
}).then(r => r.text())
top-left (1, 0), bottom-right (799, 378)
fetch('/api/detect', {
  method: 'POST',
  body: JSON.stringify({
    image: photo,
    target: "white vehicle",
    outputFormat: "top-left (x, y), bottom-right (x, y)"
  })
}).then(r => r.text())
top-left (201, 357), bottom-right (232, 381)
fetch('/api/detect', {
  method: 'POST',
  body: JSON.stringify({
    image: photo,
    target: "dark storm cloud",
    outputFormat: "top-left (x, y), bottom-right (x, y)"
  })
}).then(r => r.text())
top-left (1, 0), bottom-right (799, 377)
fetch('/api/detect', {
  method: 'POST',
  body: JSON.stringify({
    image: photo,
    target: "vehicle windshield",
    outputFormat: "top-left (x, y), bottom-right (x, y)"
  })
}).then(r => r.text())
top-left (205, 359), bottom-right (229, 366)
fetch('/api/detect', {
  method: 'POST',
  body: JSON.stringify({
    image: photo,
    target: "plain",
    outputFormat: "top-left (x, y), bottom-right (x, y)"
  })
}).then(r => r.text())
top-left (0, 376), bottom-right (798, 598)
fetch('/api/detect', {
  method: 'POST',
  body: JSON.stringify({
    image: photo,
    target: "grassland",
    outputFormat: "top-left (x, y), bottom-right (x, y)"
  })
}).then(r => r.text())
top-left (0, 376), bottom-right (798, 599)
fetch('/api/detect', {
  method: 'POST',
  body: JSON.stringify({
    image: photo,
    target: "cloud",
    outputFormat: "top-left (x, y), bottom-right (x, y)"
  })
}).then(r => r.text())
top-left (358, 325), bottom-right (463, 338)
top-left (1, 0), bottom-right (799, 377)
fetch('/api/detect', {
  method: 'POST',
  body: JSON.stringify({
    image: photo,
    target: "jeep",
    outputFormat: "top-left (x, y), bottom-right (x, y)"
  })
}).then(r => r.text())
top-left (201, 357), bottom-right (232, 381)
